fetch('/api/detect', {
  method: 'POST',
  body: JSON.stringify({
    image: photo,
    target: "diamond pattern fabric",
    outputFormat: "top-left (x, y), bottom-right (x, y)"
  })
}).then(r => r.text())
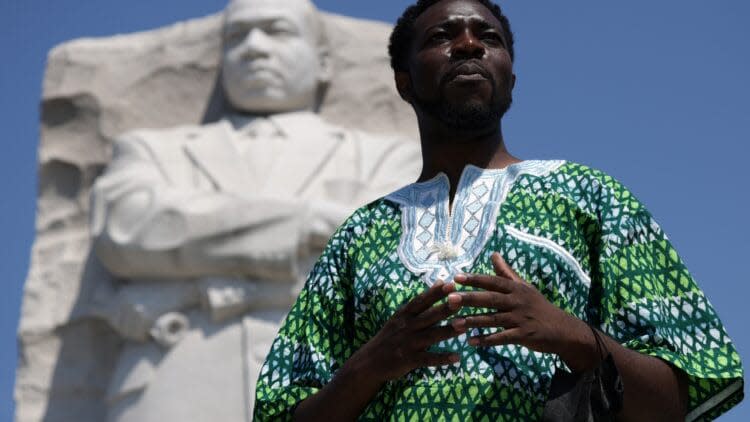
top-left (254, 161), bottom-right (743, 421)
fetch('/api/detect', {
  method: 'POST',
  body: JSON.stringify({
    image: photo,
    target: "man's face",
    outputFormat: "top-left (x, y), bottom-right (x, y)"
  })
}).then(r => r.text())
top-left (400, 0), bottom-right (514, 131)
top-left (221, 0), bottom-right (326, 114)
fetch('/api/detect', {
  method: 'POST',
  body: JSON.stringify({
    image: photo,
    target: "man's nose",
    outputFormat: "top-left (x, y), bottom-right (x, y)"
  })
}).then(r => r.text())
top-left (451, 30), bottom-right (485, 60)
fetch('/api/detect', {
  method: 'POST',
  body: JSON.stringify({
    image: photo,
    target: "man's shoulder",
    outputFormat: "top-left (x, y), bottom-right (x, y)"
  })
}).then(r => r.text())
top-left (534, 160), bottom-right (629, 194)
top-left (531, 160), bottom-right (648, 218)
top-left (336, 197), bottom-right (402, 236)
top-left (536, 160), bottom-right (604, 182)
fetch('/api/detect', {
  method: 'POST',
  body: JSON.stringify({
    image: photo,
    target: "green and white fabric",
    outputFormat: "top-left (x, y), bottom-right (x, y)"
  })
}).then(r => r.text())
top-left (254, 161), bottom-right (743, 421)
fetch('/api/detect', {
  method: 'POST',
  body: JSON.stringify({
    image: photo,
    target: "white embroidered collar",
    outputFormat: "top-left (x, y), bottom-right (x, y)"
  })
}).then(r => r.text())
top-left (386, 160), bottom-right (565, 285)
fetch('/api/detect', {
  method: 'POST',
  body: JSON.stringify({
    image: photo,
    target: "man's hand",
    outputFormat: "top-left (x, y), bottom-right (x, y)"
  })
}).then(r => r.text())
top-left (450, 252), bottom-right (597, 371)
top-left (348, 280), bottom-right (466, 383)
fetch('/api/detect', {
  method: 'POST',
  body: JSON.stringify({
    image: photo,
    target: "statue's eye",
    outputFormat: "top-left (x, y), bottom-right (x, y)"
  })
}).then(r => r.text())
top-left (225, 26), bottom-right (249, 44)
top-left (268, 22), bottom-right (298, 37)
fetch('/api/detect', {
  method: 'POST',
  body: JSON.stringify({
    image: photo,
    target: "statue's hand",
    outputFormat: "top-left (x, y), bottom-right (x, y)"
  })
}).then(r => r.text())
top-left (111, 301), bottom-right (154, 342)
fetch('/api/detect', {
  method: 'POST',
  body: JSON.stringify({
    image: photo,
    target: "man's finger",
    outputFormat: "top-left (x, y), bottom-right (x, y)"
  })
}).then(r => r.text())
top-left (456, 312), bottom-right (517, 330)
top-left (412, 301), bottom-right (461, 329)
top-left (417, 351), bottom-right (460, 368)
top-left (400, 280), bottom-right (448, 316)
top-left (468, 328), bottom-right (523, 347)
top-left (448, 291), bottom-right (514, 311)
top-left (491, 252), bottom-right (522, 282)
top-left (453, 273), bottom-right (514, 293)
top-left (416, 324), bottom-right (465, 349)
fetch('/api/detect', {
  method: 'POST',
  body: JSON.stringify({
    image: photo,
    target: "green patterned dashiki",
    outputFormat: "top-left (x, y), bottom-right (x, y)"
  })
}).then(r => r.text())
top-left (254, 160), bottom-right (743, 421)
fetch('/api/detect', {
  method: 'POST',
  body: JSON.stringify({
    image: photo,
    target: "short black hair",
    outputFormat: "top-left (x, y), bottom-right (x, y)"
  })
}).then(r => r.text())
top-left (388, 0), bottom-right (515, 72)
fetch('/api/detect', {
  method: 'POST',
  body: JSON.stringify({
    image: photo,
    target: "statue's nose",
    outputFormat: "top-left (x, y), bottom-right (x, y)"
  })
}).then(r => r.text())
top-left (241, 28), bottom-right (273, 57)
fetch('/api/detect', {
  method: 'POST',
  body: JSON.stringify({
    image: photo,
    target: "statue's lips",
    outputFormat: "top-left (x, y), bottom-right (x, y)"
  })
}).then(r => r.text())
top-left (241, 65), bottom-right (284, 82)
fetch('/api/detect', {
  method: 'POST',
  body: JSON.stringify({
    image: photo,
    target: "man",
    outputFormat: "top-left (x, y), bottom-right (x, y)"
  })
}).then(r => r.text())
top-left (90, 0), bottom-right (420, 420)
top-left (254, 0), bottom-right (744, 420)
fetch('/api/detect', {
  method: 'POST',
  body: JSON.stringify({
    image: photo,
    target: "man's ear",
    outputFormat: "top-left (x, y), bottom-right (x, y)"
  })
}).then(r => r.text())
top-left (395, 71), bottom-right (413, 103)
top-left (511, 73), bottom-right (516, 91)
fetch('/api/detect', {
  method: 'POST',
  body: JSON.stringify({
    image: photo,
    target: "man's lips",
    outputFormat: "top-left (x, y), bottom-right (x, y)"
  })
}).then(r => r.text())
top-left (444, 61), bottom-right (491, 84)
top-left (452, 73), bottom-right (487, 82)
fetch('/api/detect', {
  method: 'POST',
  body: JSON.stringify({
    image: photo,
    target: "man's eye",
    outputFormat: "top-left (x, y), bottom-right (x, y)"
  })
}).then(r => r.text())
top-left (481, 33), bottom-right (504, 44)
top-left (429, 32), bottom-right (450, 42)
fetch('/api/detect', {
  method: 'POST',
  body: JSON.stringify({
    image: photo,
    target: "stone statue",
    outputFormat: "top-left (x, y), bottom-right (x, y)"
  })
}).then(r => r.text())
top-left (89, 0), bottom-right (420, 420)
top-left (15, 1), bottom-right (418, 421)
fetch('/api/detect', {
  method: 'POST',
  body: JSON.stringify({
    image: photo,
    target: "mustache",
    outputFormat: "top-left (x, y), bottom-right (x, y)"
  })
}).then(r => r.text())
top-left (441, 60), bottom-right (494, 86)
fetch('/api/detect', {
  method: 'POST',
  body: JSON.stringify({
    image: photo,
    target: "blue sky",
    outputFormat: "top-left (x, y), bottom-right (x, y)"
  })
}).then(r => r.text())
top-left (2, 0), bottom-right (748, 420)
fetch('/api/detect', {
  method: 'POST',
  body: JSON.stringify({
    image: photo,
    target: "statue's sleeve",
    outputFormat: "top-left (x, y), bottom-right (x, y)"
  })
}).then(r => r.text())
top-left (594, 176), bottom-right (744, 421)
top-left (91, 133), bottom-right (307, 280)
top-left (253, 211), bottom-right (360, 421)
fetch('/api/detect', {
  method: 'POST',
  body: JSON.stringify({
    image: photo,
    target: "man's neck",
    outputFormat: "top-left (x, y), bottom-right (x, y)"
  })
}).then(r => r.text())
top-left (417, 118), bottom-right (520, 201)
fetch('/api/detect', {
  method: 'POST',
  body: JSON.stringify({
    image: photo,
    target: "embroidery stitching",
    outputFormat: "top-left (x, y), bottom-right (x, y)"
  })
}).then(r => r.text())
top-left (503, 224), bottom-right (592, 288)
top-left (387, 160), bottom-right (565, 285)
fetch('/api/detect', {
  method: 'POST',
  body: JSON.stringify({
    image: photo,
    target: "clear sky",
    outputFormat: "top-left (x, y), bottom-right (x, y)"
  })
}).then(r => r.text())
top-left (2, 0), bottom-right (748, 420)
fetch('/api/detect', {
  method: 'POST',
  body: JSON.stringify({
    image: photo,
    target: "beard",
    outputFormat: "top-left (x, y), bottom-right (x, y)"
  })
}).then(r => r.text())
top-left (413, 75), bottom-right (512, 132)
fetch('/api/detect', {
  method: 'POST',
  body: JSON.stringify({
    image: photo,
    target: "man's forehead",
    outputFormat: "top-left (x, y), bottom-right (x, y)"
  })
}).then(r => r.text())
top-left (415, 0), bottom-right (503, 32)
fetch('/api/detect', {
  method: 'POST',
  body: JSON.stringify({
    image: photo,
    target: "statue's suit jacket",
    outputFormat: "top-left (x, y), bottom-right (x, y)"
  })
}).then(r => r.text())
top-left (90, 111), bottom-right (421, 421)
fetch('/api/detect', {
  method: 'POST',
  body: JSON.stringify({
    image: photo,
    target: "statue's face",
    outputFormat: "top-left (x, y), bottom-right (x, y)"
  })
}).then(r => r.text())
top-left (221, 0), bottom-right (326, 113)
